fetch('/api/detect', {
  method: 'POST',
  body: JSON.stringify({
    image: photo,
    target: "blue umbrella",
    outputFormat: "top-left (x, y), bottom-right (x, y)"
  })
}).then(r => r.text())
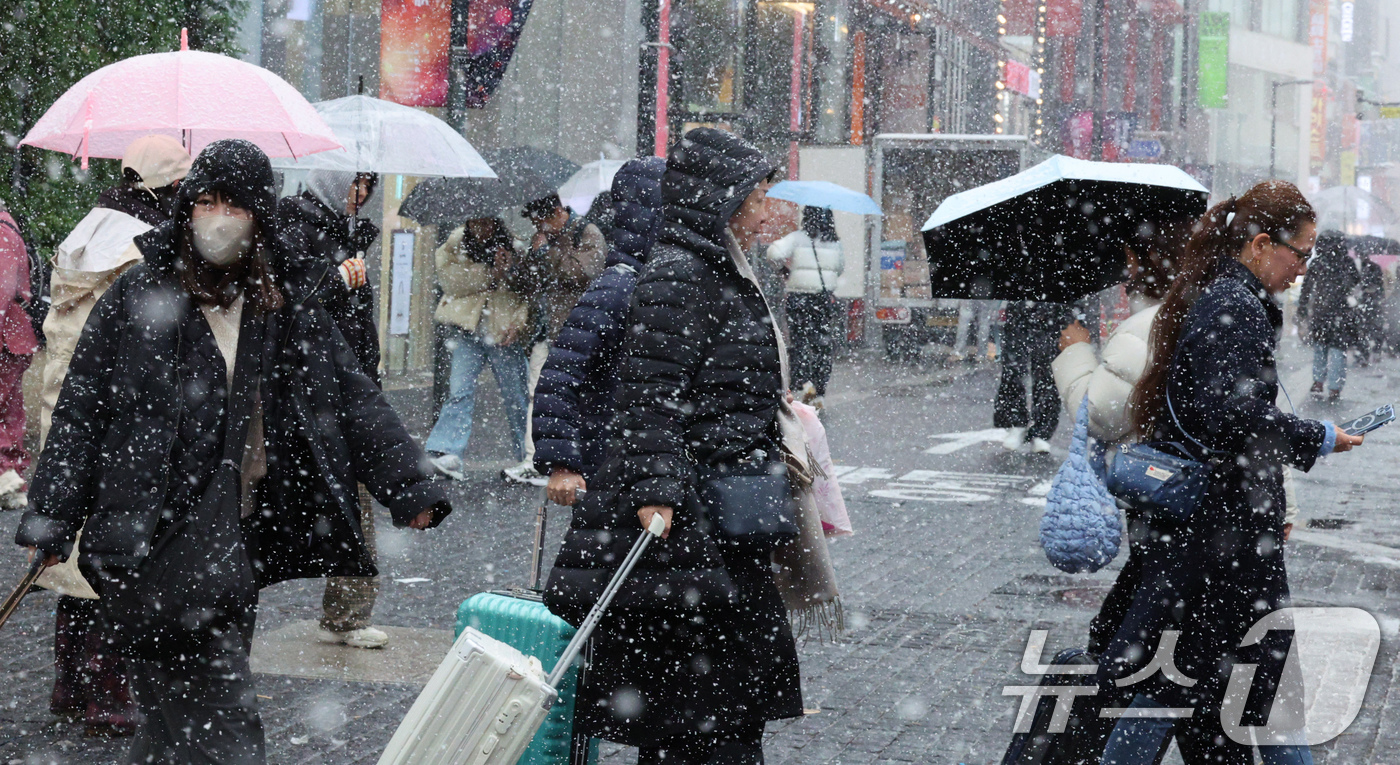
top-left (767, 180), bottom-right (882, 215)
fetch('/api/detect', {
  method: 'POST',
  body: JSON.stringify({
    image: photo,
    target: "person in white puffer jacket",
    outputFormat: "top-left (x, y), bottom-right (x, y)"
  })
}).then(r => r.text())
top-left (768, 206), bottom-right (845, 402)
top-left (1052, 220), bottom-right (1184, 658)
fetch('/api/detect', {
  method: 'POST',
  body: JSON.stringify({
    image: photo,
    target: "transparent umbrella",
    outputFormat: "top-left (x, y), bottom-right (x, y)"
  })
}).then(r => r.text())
top-left (1311, 186), bottom-right (1399, 237)
top-left (269, 95), bottom-right (495, 178)
top-left (558, 159), bottom-right (628, 214)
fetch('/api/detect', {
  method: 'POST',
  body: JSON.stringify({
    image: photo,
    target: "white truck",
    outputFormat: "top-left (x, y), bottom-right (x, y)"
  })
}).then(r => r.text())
top-left (865, 134), bottom-right (1042, 359)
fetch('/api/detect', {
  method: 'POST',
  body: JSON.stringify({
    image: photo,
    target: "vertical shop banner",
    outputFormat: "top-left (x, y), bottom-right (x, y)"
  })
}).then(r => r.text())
top-left (454, 0), bottom-right (535, 108)
top-left (389, 230), bottom-right (415, 336)
top-left (381, 0), bottom-right (451, 107)
top-left (1309, 0), bottom-right (1329, 171)
top-left (1310, 83), bottom-right (1329, 171)
top-left (1197, 13), bottom-right (1229, 109)
top-left (1004, 60), bottom-right (1040, 99)
top-left (1046, 0), bottom-right (1082, 38)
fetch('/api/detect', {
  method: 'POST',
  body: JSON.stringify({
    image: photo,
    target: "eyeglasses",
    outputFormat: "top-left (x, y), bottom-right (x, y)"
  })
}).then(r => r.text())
top-left (1271, 236), bottom-right (1312, 264)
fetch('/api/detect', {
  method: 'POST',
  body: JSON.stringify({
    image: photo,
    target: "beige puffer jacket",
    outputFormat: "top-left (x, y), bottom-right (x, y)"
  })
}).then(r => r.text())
top-left (1052, 294), bottom-right (1300, 525)
top-left (41, 211), bottom-right (150, 446)
top-left (434, 226), bottom-right (531, 345)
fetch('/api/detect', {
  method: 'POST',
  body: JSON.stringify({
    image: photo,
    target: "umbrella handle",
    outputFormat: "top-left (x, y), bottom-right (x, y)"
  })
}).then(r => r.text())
top-left (79, 101), bottom-right (92, 171)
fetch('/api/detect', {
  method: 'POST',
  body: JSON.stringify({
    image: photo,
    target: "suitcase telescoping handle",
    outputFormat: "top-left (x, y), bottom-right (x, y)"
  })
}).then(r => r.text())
top-left (530, 490), bottom-right (586, 591)
top-left (0, 555), bottom-right (46, 631)
top-left (545, 514), bottom-right (665, 688)
top-left (529, 502), bottom-right (548, 591)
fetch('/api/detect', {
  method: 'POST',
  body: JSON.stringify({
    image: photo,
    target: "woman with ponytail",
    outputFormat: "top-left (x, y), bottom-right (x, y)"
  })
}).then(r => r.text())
top-left (1099, 181), bottom-right (1363, 765)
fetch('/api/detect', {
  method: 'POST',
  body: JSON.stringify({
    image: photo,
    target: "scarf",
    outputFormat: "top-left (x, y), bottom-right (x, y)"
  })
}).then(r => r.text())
top-left (725, 230), bottom-right (842, 640)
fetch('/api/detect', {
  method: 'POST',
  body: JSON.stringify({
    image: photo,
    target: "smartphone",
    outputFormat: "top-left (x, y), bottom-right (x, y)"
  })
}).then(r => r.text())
top-left (1338, 404), bottom-right (1396, 436)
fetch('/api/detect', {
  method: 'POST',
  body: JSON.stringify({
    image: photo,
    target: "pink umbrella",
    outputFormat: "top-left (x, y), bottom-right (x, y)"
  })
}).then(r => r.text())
top-left (20, 31), bottom-right (340, 168)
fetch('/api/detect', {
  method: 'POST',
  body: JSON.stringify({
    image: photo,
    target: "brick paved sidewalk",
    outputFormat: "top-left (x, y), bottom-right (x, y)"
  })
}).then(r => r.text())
top-left (4, 345), bottom-right (1400, 765)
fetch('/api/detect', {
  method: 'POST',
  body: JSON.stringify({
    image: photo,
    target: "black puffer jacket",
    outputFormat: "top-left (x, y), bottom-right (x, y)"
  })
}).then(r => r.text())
top-left (278, 191), bottom-right (382, 384)
top-left (545, 128), bottom-right (780, 620)
top-left (531, 157), bottom-right (665, 479)
top-left (16, 140), bottom-right (449, 586)
top-left (1298, 230), bottom-right (1361, 349)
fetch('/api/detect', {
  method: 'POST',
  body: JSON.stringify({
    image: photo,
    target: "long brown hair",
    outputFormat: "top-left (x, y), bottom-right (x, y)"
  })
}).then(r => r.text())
top-left (177, 223), bottom-right (285, 311)
top-left (1128, 181), bottom-right (1314, 437)
top-left (1124, 216), bottom-right (1195, 301)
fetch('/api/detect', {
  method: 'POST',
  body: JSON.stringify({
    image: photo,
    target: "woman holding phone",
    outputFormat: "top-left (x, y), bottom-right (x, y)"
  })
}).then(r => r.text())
top-left (1100, 181), bottom-right (1363, 764)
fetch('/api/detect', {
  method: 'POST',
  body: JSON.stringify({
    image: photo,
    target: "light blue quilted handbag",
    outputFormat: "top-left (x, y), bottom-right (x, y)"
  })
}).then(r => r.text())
top-left (1040, 396), bottom-right (1122, 573)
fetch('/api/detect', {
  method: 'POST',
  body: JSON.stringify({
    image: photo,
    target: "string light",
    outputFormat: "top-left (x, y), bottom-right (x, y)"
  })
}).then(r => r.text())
top-left (1031, 0), bottom-right (1049, 147)
top-left (995, 1), bottom-right (1008, 133)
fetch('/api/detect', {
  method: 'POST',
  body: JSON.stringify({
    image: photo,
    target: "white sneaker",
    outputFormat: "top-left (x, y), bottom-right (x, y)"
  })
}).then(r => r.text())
top-left (429, 453), bottom-right (465, 481)
top-left (502, 461), bottom-right (548, 487)
top-left (317, 626), bottom-right (390, 649)
top-left (1030, 437), bottom-right (1051, 454)
top-left (1001, 427), bottom-right (1028, 451)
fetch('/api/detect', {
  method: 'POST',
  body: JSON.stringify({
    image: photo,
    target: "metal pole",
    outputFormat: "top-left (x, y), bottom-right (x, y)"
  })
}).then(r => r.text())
top-left (788, 8), bottom-right (806, 178)
top-left (654, 0), bottom-right (672, 157)
top-left (1270, 81), bottom-right (1279, 179)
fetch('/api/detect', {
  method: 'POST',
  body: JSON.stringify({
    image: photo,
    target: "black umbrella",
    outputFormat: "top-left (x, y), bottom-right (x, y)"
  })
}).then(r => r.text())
top-left (920, 155), bottom-right (1209, 302)
top-left (398, 167), bottom-right (557, 226)
top-left (398, 145), bottom-right (579, 227)
top-left (481, 146), bottom-right (580, 188)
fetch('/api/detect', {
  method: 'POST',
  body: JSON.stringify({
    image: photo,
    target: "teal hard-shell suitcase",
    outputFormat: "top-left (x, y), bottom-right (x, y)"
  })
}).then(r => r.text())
top-left (453, 504), bottom-right (597, 765)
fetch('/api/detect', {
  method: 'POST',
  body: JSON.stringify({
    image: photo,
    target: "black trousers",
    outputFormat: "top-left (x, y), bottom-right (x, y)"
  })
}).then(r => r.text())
top-left (786, 292), bottom-right (838, 395)
top-left (636, 723), bottom-right (765, 765)
top-left (993, 350), bottom-right (1059, 441)
top-left (125, 612), bottom-right (264, 765)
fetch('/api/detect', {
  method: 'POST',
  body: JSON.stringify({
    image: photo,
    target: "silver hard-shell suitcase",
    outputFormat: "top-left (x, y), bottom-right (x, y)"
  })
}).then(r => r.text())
top-left (378, 514), bottom-right (665, 765)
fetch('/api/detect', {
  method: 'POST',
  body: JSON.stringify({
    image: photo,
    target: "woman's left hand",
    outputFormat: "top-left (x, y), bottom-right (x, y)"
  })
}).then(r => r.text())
top-left (409, 510), bottom-right (434, 530)
top-left (1058, 320), bottom-right (1091, 352)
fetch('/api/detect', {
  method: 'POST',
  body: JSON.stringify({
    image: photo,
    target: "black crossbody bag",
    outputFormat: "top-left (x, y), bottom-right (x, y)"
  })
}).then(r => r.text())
top-left (698, 459), bottom-right (800, 553)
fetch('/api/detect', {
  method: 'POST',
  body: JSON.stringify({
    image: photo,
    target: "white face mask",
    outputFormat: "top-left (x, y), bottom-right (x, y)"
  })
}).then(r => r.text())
top-left (191, 214), bottom-right (254, 266)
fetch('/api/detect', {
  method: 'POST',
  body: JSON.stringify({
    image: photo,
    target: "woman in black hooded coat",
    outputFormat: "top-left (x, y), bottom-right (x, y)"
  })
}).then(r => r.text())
top-left (16, 140), bottom-right (449, 765)
top-left (544, 129), bottom-right (801, 764)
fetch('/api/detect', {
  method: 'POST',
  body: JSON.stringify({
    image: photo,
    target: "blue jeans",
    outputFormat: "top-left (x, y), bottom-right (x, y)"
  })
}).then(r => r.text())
top-left (1312, 346), bottom-right (1346, 392)
top-left (425, 326), bottom-right (529, 461)
top-left (1102, 695), bottom-right (1315, 765)
top-left (1101, 695), bottom-right (1178, 765)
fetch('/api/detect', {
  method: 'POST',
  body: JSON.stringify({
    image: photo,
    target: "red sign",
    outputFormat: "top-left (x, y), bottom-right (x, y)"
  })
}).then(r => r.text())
top-left (1004, 60), bottom-right (1040, 98)
top-left (380, 0), bottom-right (451, 107)
top-left (1065, 110), bottom-right (1093, 158)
